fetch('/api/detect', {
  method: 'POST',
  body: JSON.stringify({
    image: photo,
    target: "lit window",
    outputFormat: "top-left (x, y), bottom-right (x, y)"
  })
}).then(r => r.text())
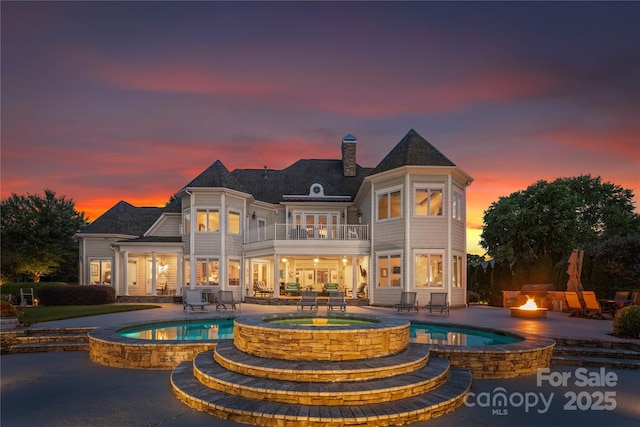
top-left (414, 252), bottom-right (443, 288)
top-left (377, 190), bottom-right (401, 220)
top-left (377, 254), bottom-right (401, 287)
top-left (452, 254), bottom-right (463, 288)
top-left (415, 188), bottom-right (443, 216)
top-left (196, 258), bottom-right (219, 285)
top-left (228, 259), bottom-right (240, 286)
top-left (89, 260), bottom-right (112, 285)
top-left (228, 211), bottom-right (241, 234)
top-left (196, 209), bottom-right (219, 232)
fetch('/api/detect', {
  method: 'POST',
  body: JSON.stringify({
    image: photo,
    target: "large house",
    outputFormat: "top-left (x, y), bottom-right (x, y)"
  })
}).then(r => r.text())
top-left (75, 129), bottom-right (473, 307)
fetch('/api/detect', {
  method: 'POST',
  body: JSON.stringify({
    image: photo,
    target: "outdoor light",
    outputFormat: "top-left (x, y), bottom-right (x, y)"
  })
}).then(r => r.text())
top-left (356, 209), bottom-right (362, 218)
top-left (282, 257), bottom-right (288, 263)
top-left (252, 211), bottom-right (256, 219)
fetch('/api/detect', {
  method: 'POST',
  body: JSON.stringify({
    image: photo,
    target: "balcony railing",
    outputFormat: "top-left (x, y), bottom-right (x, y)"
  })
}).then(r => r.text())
top-left (245, 224), bottom-right (368, 244)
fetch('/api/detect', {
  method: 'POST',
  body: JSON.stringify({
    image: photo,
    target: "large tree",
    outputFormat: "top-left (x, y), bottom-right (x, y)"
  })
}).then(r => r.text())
top-left (480, 175), bottom-right (640, 268)
top-left (1, 189), bottom-right (88, 282)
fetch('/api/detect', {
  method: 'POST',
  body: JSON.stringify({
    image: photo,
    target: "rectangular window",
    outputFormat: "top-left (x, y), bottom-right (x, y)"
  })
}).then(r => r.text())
top-left (228, 211), bottom-right (241, 234)
top-left (415, 188), bottom-right (443, 216)
top-left (414, 252), bottom-right (443, 288)
top-left (377, 254), bottom-right (402, 287)
top-left (196, 258), bottom-right (219, 285)
top-left (196, 209), bottom-right (219, 232)
top-left (452, 254), bottom-right (463, 288)
top-left (228, 259), bottom-right (240, 286)
top-left (452, 191), bottom-right (463, 221)
top-left (183, 209), bottom-right (190, 234)
top-left (90, 259), bottom-right (112, 285)
top-left (377, 189), bottom-right (401, 220)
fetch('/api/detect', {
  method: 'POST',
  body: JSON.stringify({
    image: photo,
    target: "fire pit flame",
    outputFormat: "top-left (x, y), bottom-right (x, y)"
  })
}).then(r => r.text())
top-left (519, 297), bottom-right (539, 311)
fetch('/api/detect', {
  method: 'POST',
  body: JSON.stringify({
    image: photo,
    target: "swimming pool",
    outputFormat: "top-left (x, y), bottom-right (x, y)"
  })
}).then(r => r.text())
top-left (118, 318), bottom-right (521, 346)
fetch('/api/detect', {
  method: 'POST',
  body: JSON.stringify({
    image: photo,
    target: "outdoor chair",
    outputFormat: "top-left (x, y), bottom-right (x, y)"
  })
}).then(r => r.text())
top-left (322, 283), bottom-right (339, 295)
top-left (564, 291), bottom-right (585, 317)
top-left (394, 291), bottom-right (418, 314)
top-left (253, 281), bottom-right (273, 297)
top-left (424, 292), bottom-right (449, 316)
top-left (20, 288), bottom-right (36, 306)
top-left (581, 291), bottom-right (607, 319)
top-left (216, 290), bottom-right (239, 311)
top-left (356, 282), bottom-right (367, 298)
top-left (183, 289), bottom-right (209, 313)
top-left (297, 291), bottom-right (318, 311)
top-left (327, 291), bottom-right (346, 312)
top-left (285, 282), bottom-right (301, 296)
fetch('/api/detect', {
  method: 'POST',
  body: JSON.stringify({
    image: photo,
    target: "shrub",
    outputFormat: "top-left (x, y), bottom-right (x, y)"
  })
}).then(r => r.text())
top-left (37, 285), bottom-right (116, 306)
top-left (1, 301), bottom-right (24, 319)
top-left (0, 282), bottom-right (67, 303)
top-left (467, 291), bottom-right (480, 304)
top-left (612, 305), bottom-right (640, 338)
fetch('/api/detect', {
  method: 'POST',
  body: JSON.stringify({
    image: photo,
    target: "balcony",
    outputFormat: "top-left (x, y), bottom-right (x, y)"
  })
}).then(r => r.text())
top-left (245, 224), bottom-right (368, 244)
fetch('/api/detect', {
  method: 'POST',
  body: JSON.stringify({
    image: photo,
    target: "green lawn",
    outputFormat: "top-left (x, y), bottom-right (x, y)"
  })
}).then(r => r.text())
top-left (20, 304), bottom-right (161, 326)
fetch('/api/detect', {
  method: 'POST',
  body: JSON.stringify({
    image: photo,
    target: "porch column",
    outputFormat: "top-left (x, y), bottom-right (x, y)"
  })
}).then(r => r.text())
top-left (123, 251), bottom-right (129, 296)
top-left (351, 256), bottom-right (358, 299)
top-left (273, 254), bottom-right (280, 300)
top-left (113, 251), bottom-right (120, 295)
top-left (175, 251), bottom-right (182, 295)
top-left (151, 251), bottom-right (157, 296)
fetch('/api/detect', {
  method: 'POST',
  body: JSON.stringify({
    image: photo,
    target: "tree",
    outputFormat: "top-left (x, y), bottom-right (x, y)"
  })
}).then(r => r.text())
top-left (589, 234), bottom-right (640, 289)
top-left (480, 175), bottom-right (640, 269)
top-left (1, 189), bottom-right (88, 282)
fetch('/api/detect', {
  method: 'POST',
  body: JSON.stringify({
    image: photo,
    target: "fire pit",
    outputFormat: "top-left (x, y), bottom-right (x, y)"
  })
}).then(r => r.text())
top-left (510, 297), bottom-right (548, 319)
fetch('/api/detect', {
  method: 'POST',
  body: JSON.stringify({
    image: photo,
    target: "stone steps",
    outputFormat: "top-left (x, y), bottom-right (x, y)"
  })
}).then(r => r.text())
top-left (171, 360), bottom-right (472, 427)
top-left (194, 350), bottom-right (450, 405)
top-left (0, 327), bottom-right (93, 354)
top-left (551, 338), bottom-right (640, 370)
top-left (214, 340), bottom-right (430, 382)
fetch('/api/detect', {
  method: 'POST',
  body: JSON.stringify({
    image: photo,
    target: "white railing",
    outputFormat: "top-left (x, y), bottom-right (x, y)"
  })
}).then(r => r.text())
top-left (245, 224), bottom-right (368, 244)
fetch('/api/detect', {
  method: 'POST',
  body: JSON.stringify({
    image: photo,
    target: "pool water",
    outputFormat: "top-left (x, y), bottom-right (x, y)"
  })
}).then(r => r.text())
top-left (119, 319), bottom-right (235, 341)
top-left (119, 319), bottom-right (521, 346)
top-left (410, 323), bottom-right (521, 346)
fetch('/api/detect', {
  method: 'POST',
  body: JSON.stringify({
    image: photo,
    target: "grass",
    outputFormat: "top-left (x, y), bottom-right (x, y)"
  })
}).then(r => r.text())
top-left (20, 304), bottom-right (161, 326)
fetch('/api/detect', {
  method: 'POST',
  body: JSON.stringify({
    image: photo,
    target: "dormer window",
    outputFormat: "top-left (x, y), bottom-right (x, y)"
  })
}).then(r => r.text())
top-left (310, 184), bottom-right (324, 197)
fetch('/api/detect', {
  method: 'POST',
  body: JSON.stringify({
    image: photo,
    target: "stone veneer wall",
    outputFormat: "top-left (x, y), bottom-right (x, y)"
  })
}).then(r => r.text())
top-left (89, 337), bottom-right (216, 370)
top-left (234, 315), bottom-right (410, 361)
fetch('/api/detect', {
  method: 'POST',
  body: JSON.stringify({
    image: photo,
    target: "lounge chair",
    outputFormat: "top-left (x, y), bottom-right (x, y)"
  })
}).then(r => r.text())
top-left (424, 292), bottom-right (449, 316)
top-left (285, 282), bottom-right (301, 296)
top-left (297, 291), bottom-right (318, 311)
top-left (394, 291), bottom-right (418, 314)
top-left (327, 291), bottom-right (346, 312)
top-left (216, 290), bottom-right (239, 311)
top-left (322, 283), bottom-right (339, 295)
top-left (253, 281), bottom-right (273, 297)
top-left (564, 291), bottom-right (585, 317)
top-left (581, 291), bottom-right (607, 319)
top-left (183, 289), bottom-right (209, 313)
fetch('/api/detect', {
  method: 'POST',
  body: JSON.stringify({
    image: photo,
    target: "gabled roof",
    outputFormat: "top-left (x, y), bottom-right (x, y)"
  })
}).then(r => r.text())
top-left (370, 129), bottom-right (455, 176)
top-left (79, 201), bottom-right (165, 235)
top-left (181, 160), bottom-right (248, 193)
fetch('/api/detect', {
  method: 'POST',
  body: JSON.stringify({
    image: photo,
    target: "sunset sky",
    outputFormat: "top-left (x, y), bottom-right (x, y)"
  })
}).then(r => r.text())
top-left (2, 1), bottom-right (639, 257)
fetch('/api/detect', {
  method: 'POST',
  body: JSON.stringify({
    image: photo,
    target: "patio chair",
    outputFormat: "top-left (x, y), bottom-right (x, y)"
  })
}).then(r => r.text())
top-left (394, 291), bottom-right (418, 314)
top-left (631, 292), bottom-right (640, 306)
top-left (216, 290), bottom-right (239, 311)
top-left (183, 289), bottom-right (209, 313)
top-left (297, 291), bottom-right (318, 311)
top-left (581, 291), bottom-right (607, 319)
top-left (322, 283), bottom-right (339, 295)
top-left (327, 291), bottom-right (346, 312)
top-left (253, 281), bottom-right (273, 297)
top-left (285, 282), bottom-right (301, 296)
top-left (564, 291), bottom-right (585, 317)
top-left (424, 292), bottom-right (449, 316)
top-left (356, 282), bottom-right (367, 298)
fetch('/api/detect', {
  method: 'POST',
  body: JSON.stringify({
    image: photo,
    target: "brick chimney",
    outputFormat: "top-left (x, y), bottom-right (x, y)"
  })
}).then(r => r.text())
top-left (341, 134), bottom-right (357, 177)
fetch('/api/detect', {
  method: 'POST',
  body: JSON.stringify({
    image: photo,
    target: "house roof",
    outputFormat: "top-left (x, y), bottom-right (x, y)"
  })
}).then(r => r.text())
top-left (80, 201), bottom-right (165, 235)
top-left (81, 130), bottom-right (462, 236)
top-left (370, 129), bottom-right (456, 176)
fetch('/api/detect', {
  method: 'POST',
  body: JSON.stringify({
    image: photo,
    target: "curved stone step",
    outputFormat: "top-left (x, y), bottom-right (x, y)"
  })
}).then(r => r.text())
top-left (194, 351), bottom-right (450, 405)
top-left (171, 361), bottom-right (472, 427)
top-left (214, 340), bottom-right (430, 382)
